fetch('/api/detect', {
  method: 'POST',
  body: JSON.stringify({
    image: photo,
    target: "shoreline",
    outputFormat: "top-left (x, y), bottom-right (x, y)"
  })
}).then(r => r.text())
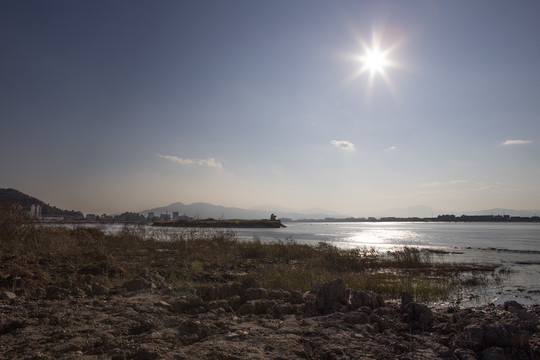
top-left (1, 223), bottom-right (539, 358)
top-left (152, 219), bottom-right (286, 228)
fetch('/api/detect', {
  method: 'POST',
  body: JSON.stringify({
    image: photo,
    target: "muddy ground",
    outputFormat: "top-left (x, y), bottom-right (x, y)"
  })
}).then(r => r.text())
top-left (1, 265), bottom-right (540, 360)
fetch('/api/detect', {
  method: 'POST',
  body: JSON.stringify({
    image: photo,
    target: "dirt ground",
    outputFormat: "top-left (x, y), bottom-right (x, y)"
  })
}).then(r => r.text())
top-left (1, 262), bottom-right (540, 360)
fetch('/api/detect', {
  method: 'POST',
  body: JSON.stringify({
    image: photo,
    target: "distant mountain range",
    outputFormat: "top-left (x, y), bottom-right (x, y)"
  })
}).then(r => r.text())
top-left (2, 188), bottom-right (539, 220)
top-left (139, 202), bottom-right (348, 220)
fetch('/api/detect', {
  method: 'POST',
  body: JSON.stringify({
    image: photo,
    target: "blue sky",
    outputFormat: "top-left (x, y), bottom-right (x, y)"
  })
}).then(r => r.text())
top-left (1, 1), bottom-right (539, 215)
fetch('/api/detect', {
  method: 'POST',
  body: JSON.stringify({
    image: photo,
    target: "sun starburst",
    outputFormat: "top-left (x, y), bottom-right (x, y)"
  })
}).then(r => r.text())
top-left (345, 29), bottom-right (404, 100)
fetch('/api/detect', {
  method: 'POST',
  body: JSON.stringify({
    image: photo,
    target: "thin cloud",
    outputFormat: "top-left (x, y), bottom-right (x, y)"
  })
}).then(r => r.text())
top-left (157, 154), bottom-right (223, 169)
top-left (330, 140), bottom-right (356, 152)
top-left (502, 140), bottom-right (533, 146)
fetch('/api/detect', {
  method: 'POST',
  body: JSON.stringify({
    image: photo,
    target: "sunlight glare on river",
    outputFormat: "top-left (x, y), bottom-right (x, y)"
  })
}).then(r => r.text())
top-left (345, 227), bottom-right (422, 251)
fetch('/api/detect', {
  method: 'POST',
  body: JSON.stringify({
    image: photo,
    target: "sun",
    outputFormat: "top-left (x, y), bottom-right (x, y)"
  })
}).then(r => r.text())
top-left (344, 29), bottom-right (405, 99)
top-left (361, 47), bottom-right (389, 74)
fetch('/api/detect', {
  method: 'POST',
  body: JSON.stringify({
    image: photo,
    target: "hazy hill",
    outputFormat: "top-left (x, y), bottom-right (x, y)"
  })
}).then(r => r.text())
top-left (140, 202), bottom-right (348, 220)
top-left (0, 188), bottom-right (83, 218)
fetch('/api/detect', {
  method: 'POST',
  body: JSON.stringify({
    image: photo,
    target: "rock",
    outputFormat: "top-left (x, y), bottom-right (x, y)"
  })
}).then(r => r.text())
top-left (78, 262), bottom-right (124, 277)
top-left (31, 287), bottom-right (46, 299)
top-left (122, 278), bottom-right (155, 292)
top-left (0, 291), bottom-right (17, 300)
top-left (505, 304), bottom-right (539, 329)
top-left (225, 330), bottom-right (249, 340)
top-left (459, 323), bottom-right (530, 351)
top-left (0, 318), bottom-right (26, 335)
top-left (197, 282), bottom-right (243, 301)
top-left (227, 295), bottom-right (242, 310)
top-left (45, 286), bottom-right (70, 300)
top-left (242, 287), bottom-right (267, 301)
top-left (401, 302), bottom-right (433, 331)
top-left (289, 290), bottom-right (304, 304)
top-left (170, 294), bottom-right (204, 313)
top-left (196, 285), bottom-right (220, 301)
top-left (137, 270), bottom-right (166, 288)
top-left (453, 348), bottom-right (477, 360)
top-left (348, 290), bottom-right (383, 310)
top-left (343, 312), bottom-right (370, 325)
top-left (267, 289), bottom-right (290, 300)
top-left (155, 300), bottom-right (172, 308)
top-left (482, 347), bottom-right (507, 360)
top-left (305, 279), bottom-right (348, 316)
top-left (504, 300), bottom-right (525, 311)
top-left (485, 324), bottom-right (529, 349)
top-left (242, 277), bottom-right (260, 289)
top-left (236, 301), bottom-right (256, 315)
top-left (130, 345), bottom-right (160, 360)
top-left (274, 303), bottom-right (295, 316)
top-left (401, 291), bottom-right (413, 308)
top-left (206, 300), bottom-right (229, 311)
top-left (218, 282), bottom-right (241, 299)
top-left (176, 320), bottom-right (208, 345)
top-left (91, 284), bottom-right (110, 296)
top-left (237, 299), bottom-right (276, 315)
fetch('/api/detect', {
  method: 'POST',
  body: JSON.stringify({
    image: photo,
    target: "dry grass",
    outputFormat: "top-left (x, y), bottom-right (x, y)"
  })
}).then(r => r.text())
top-left (0, 204), bottom-right (496, 302)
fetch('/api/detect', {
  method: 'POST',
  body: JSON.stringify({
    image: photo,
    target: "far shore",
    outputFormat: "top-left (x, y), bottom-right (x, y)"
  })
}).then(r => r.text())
top-left (152, 219), bottom-right (286, 228)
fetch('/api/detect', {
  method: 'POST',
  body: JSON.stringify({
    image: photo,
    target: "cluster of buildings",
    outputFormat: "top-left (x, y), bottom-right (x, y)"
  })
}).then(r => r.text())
top-left (28, 204), bottom-right (193, 222)
top-left (146, 212), bottom-right (192, 221)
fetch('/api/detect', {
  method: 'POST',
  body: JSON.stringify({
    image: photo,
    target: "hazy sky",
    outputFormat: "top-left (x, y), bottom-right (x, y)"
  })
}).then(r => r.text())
top-left (2, 1), bottom-right (539, 215)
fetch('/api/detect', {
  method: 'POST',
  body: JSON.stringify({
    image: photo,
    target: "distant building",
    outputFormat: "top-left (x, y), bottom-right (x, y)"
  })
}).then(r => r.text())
top-left (159, 213), bottom-right (171, 221)
top-left (86, 214), bottom-right (97, 221)
top-left (147, 212), bottom-right (155, 220)
top-left (29, 204), bottom-right (42, 220)
top-left (101, 214), bottom-right (113, 221)
top-left (172, 211), bottom-right (179, 220)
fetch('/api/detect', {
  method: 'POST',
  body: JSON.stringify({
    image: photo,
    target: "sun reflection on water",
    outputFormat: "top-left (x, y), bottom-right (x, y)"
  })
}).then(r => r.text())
top-left (346, 228), bottom-right (420, 251)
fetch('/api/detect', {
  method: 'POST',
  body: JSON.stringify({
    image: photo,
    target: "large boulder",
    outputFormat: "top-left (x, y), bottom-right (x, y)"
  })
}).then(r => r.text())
top-left (458, 323), bottom-right (530, 351)
top-left (348, 289), bottom-right (384, 310)
top-left (401, 302), bottom-right (433, 331)
top-left (304, 279), bottom-right (348, 316)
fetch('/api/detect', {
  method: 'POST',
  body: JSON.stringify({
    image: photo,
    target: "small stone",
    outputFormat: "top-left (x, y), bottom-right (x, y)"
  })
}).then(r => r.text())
top-left (289, 290), bottom-right (304, 304)
top-left (68, 344), bottom-right (82, 352)
top-left (91, 284), bottom-right (110, 296)
top-left (155, 300), bottom-right (172, 308)
top-left (225, 330), bottom-right (249, 340)
top-left (0, 291), bottom-right (17, 300)
top-left (122, 278), bottom-right (155, 291)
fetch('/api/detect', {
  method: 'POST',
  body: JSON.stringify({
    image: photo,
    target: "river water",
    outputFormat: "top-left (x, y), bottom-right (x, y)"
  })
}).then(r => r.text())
top-left (102, 222), bottom-right (540, 306)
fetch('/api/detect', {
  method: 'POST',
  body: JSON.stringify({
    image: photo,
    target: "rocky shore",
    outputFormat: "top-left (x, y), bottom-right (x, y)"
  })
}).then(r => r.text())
top-left (1, 273), bottom-right (539, 359)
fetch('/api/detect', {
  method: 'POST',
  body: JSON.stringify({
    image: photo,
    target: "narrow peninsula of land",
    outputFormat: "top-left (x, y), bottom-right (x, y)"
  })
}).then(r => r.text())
top-left (152, 219), bottom-right (286, 228)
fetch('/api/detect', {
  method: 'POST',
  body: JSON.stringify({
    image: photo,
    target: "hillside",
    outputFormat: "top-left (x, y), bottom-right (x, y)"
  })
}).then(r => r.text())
top-left (140, 202), bottom-right (347, 221)
top-left (0, 188), bottom-right (83, 219)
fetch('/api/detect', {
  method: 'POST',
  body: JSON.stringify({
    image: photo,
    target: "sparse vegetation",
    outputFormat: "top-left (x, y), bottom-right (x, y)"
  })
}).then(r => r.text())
top-left (0, 203), bottom-right (497, 302)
